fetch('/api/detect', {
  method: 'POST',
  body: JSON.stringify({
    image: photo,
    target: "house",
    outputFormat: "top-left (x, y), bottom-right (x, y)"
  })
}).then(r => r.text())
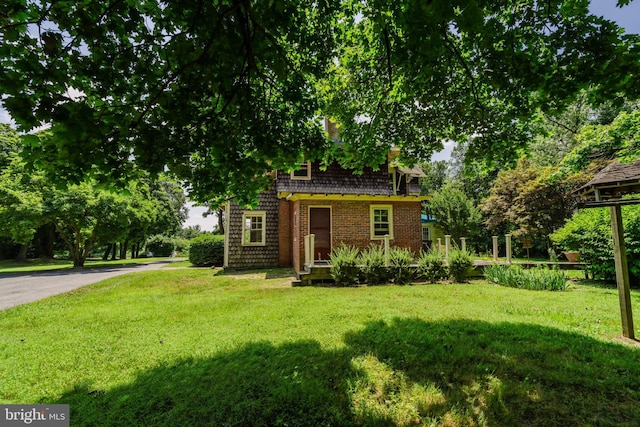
top-left (223, 121), bottom-right (428, 274)
top-left (421, 214), bottom-right (444, 250)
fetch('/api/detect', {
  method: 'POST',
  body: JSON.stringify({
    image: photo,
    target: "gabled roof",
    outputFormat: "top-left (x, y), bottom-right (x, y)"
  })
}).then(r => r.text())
top-left (576, 160), bottom-right (640, 206)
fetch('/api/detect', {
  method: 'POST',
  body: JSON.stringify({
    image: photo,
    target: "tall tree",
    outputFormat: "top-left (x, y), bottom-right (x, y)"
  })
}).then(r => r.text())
top-left (0, 0), bottom-right (338, 205)
top-left (0, 153), bottom-right (45, 261)
top-left (323, 0), bottom-right (640, 171)
top-left (419, 160), bottom-right (450, 195)
top-left (2, 1), bottom-right (639, 203)
top-left (427, 183), bottom-right (482, 242)
top-left (480, 158), bottom-right (588, 248)
top-left (42, 182), bottom-right (133, 267)
top-left (0, 127), bottom-right (45, 261)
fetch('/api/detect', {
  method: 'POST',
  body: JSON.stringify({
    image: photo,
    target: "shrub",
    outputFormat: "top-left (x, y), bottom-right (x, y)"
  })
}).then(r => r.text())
top-left (388, 247), bottom-right (415, 285)
top-left (448, 248), bottom-right (473, 282)
top-left (550, 206), bottom-right (640, 283)
top-left (484, 264), bottom-right (568, 291)
top-left (189, 234), bottom-right (224, 266)
top-left (358, 245), bottom-right (389, 285)
top-left (329, 245), bottom-right (360, 286)
top-left (145, 234), bottom-right (176, 257)
top-left (173, 238), bottom-right (190, 255)
top-left (417, 249), bottom-right (448, 283)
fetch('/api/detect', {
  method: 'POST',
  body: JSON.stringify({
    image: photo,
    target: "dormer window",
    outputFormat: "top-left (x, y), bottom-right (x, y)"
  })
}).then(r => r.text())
top-left (291, 161), bottom-right (312, 180)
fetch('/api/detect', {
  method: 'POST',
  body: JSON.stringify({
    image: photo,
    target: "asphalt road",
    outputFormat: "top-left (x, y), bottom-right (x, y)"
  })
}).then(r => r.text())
top-left (0, 260), bottom-right (183, 310)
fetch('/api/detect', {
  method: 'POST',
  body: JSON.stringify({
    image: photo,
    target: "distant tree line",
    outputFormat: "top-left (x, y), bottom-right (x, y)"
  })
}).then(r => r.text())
top-left (0, 126), bottom-right (189, 267)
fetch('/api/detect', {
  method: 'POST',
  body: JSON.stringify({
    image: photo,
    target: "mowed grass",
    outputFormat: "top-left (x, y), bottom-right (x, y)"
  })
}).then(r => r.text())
top-left (1, 268), bottom-right (640, 426)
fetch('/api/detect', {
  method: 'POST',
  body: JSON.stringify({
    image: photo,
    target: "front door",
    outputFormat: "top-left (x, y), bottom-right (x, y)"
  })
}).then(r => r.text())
top-left (309, 207), bottom-right (331, 260)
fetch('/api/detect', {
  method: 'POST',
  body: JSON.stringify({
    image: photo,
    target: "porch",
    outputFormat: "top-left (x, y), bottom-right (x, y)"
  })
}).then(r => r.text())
top-left (293, 260), bottom-right (588, 286)
top-left (294, 234), bottom-right (588, 286)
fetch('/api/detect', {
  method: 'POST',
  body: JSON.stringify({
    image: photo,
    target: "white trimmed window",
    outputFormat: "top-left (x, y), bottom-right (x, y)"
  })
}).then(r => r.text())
top-left (370, 205), bottom-right (393, 239)
top-left (291, 161), bottom-right (311, 180)
top-left (422, 224), bottom-right (431, 241)
top-left (242, 211), bottom-right (266, 246)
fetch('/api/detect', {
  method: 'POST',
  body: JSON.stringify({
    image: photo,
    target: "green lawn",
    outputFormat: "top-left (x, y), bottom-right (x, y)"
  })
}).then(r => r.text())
top-left (0, 257), bottom-right (178, 273)
top-left (1, 268), bottom-right (639, 426)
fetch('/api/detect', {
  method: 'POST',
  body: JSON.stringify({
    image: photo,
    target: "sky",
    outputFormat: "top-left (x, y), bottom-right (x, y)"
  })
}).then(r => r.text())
top-left (2, 2), bottom-right (640, 231)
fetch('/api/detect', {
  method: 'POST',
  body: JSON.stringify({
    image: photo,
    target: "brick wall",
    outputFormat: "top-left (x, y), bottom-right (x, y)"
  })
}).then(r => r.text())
top-left (292, 199), bottom-right (423, 271)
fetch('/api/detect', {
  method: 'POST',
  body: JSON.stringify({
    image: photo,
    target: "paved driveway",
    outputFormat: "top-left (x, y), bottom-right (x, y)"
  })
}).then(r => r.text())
top-left (0, 260), bottom-right (183, 310)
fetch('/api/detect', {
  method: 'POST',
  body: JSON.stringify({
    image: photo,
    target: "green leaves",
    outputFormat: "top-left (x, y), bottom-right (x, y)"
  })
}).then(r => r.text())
top-left (1, 0), bottom-right (639, 204)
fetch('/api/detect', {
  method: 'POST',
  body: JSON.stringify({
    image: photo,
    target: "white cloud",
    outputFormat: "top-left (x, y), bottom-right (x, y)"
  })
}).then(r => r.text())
top-left (183, 203), bottom-right (218, 232)
top-left (431, 140), bottom-right (455, 162)
top-left (0, 108), bottom-right (15, 126)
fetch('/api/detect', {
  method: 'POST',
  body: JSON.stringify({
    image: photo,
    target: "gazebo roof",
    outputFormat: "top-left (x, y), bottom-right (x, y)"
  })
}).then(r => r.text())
top-left (576, 160), bottom-right (640, 207)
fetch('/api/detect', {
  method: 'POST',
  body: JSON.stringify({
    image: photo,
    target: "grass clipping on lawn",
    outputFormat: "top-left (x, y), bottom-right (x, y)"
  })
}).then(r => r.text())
top-left (1, 268), bottom-right (639, 426)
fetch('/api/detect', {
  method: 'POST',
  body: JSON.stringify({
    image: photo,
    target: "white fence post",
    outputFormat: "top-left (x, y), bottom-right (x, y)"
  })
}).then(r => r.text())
top-left (460, 237), bottom-right (466, 252)
top-left (384, 234), bottom-right (390, 267)
top-left (445, 235), bottom-right (451, 260)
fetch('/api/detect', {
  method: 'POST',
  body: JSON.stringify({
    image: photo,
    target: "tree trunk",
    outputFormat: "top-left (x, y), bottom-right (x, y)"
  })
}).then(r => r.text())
top-left (70, 245), bottom-right (85, 268)
top-left (111, 243), bottom-right (117, 260)
top-left (217, 208), bottom-right (225, 235)
top-left (73, 252), bottom-right (85, 268)
top-left (102, 243), bottom-right (113, 260)
top-left (15, 244), bottom-right (28, 263)
top-left (119, 241), bottom-right (128, 260)
top-left (34, 224), bottom-right (55, 259)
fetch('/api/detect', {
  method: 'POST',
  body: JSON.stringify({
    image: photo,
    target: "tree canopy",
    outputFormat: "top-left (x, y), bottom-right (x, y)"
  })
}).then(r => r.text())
top-left (1, 1), bottom-right (639, 204)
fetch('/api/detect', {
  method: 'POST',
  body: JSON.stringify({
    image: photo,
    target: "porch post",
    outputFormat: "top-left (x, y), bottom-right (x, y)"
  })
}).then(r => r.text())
top-left (610, 205), bottom-right (635, 339)
top-left (304, 235), bottom-right (309, 266)
top-left (384, 235), bottom-right (390, 267)
top-left (309, 234), bottom-right (315, 267)
top-left (492, 236), bottom-right (499, 262)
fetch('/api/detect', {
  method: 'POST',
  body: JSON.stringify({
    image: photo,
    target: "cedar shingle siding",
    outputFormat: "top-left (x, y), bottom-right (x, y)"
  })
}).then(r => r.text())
top-left (277, 162), bottom-right (392, 196)
top-left (226, 186), bottom-right (279, 268)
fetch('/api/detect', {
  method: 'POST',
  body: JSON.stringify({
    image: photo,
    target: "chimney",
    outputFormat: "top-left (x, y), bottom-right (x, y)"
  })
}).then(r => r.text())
top-left (324, 118), bottom-right (340, 141)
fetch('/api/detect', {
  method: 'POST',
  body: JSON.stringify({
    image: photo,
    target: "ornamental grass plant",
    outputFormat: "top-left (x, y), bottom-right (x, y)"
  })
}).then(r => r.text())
top-left (388, 247), bottom-right (415, 285)
top-left (484, 263), bottom-right (568, 291)
top-left (329, 244), bottom-right (360, 286)
top-left (358, 245), bottom-right (389, 285)
top-left (417, 249), bottom-right (448, 283)
top-left (448, 248), bottom-right (474, 282)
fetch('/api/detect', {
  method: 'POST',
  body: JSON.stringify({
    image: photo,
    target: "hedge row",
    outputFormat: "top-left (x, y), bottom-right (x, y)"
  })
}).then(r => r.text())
top-left (189, 234), bottom-right (224, 266)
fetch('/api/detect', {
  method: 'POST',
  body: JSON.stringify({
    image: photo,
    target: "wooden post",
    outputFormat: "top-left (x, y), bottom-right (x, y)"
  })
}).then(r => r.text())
top-left (610, 205), bottom-right (635, 339)
top-left (304, 234), bottom-right (309, 266)
top-left (460, 237), bottom-right (466, 252)
top-left (492, 236), bottom-right (499, 262)
top-left (505, 234), bottom-right (512, 264)
top-left (445, 235), bottom-right (451, 260)
top-left (384, 234), bottom-right (390, 267)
